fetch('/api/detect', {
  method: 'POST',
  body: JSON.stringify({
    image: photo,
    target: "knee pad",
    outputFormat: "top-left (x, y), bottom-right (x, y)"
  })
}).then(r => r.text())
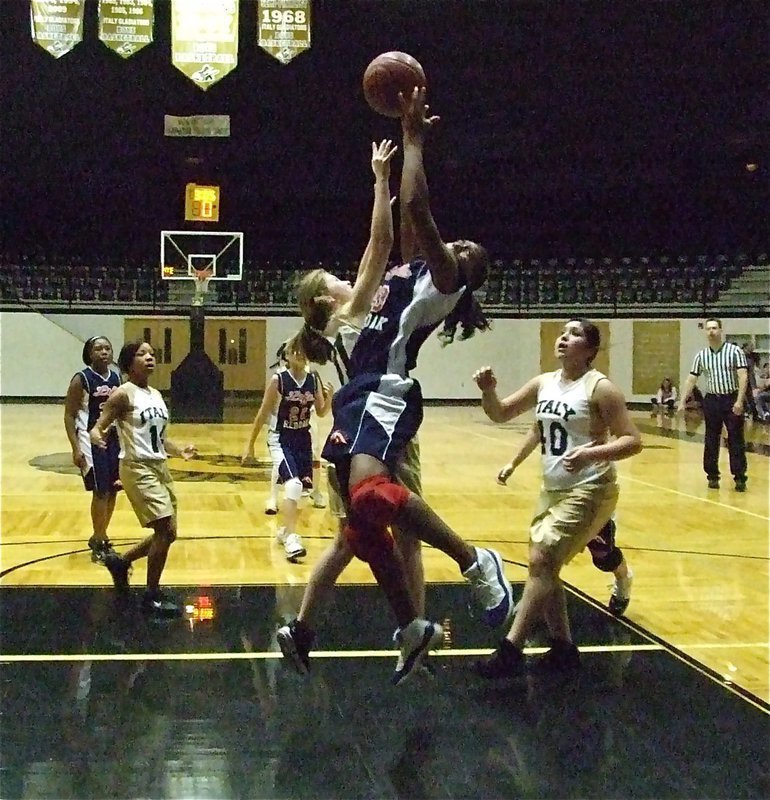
top-left (342, 521), bottom-right (394, 564)
top-left (348, 475), bottom-right (410, 529)
top-left (283, 477), bottom-right (303, 503)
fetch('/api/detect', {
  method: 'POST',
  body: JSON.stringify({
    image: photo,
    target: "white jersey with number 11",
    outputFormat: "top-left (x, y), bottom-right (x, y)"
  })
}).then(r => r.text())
top-left (116, 383), bottom-right (169, 462)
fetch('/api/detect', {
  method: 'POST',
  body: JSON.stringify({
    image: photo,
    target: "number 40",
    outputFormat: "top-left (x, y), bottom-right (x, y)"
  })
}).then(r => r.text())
top-left (537, 420), bottom-right (568, 457)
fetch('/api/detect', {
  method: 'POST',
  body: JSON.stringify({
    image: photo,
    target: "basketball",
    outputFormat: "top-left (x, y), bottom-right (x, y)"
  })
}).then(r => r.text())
top-left (362, 51), bottom-right (426, 118)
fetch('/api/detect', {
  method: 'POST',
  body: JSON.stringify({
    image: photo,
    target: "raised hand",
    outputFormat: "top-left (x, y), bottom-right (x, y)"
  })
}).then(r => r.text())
top-left (371, 138), bottom-right (398, 181)
top-left (473, 366), bottom-right (498, 393)
top-left (398, 86), bottom-right (440, 142)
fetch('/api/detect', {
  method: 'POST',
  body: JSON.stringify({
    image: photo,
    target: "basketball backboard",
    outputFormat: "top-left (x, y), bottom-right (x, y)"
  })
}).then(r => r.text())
top-left (160, 230), bottom-right (243, 281)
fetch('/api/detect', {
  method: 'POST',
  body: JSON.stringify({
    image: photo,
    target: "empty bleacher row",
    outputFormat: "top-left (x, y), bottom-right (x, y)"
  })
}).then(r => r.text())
top-left (1, 252), bottom-right (766, 313)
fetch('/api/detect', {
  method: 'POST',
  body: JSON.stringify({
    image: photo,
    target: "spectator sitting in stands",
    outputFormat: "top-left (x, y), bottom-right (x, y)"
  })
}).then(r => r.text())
top-left (651, 377), bottom-right (678, 413)
top-left (754, 363), bottom-right (770, 423)
top-left (742, 345), bottom-right (760, 421)
top-left (683, 384), bottom-right (704, 412)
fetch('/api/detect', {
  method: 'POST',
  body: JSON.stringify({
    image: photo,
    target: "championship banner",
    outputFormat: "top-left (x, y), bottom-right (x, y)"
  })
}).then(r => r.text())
top-left (98, 0), bottom-right (154, 58)
top-left (171, 0), bottom-right (239, 91)
top-left (258, 0), bottom-right (311, 65)
top-left (30, 0), bottom-right (84, 59)
top-left (164, 115), bottom-right (231, 138)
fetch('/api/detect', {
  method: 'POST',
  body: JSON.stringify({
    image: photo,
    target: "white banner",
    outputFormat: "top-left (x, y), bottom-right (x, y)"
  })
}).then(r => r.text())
top-left (164, 115), bottom-right (231, 138)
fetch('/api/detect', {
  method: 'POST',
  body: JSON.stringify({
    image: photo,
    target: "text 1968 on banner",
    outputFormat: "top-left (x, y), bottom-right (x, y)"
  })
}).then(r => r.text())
top-left (258, 0), bottom-right (311, 65)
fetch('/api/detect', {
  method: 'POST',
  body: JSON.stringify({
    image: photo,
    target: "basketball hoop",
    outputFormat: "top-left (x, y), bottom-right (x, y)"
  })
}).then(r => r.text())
top-left (192, 266), bottom-right (214, 306)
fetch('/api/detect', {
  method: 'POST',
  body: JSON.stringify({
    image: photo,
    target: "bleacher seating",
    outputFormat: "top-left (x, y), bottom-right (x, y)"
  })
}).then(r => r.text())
top-left (0, 250), bottom-right (766, 314)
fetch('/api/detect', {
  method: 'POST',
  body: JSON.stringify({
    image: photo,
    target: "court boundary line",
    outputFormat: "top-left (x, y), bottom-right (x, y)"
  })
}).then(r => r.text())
top-left (563, 580), bottom-right (770, 715)
top-left (0, 643), bottom-right (664, 663)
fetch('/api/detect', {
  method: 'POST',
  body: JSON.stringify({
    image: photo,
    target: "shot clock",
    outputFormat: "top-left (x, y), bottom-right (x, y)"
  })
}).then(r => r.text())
top-left (184, 183), bottom-right (220, 222)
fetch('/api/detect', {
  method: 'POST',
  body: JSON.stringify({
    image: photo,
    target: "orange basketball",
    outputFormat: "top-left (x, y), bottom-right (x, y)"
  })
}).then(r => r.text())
top-left (362, 51), bottom-right (426, 118)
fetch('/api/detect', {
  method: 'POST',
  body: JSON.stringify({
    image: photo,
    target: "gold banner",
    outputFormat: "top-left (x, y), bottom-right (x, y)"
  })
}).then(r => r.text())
top-left (258, 0), bottom-right (311, 65)
top-left (30, 0), bottom-right (84, 59)
top-left (98, 0), bottom-right (154, 58)
top-left (171, 0), bottom-right (239, 91)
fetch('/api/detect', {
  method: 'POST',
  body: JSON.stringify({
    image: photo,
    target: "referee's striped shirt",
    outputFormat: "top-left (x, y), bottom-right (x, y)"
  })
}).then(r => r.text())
top-left (690, 342), bottom-right (748, 395)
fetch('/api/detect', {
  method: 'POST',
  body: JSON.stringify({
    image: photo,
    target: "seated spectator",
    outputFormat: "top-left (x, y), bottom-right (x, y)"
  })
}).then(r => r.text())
top-left (683, 384), bottom-right (704, 412)
top-left (743, 345), bottom-right (760, 420)
top-left (755, 363), bottom-right (770, 423)
top-left (651, 377), bottom-right (678, 412)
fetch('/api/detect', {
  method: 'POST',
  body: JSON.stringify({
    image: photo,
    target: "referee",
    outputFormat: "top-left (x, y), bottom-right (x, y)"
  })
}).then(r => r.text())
top-left (678, 318), bottom-right (749, 491)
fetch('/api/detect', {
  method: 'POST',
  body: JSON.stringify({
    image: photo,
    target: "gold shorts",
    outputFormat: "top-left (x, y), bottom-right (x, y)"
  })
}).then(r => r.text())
top-left (119, 459), bottom-right (177, 528)
top-left (530, 479), bottom-right (619, 564)
top-left (327, 437), bottom-right (422, 519)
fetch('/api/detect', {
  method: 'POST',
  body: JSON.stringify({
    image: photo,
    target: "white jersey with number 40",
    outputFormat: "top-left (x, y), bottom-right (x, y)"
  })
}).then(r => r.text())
top-left (536, 369), bottom-right (615, 491)
top-left (116, 383), bottom-right (169, 462)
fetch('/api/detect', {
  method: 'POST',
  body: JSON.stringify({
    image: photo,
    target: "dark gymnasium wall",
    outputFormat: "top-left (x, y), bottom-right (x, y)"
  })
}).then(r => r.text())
top-left (2, 0), bottom-right (768, 265)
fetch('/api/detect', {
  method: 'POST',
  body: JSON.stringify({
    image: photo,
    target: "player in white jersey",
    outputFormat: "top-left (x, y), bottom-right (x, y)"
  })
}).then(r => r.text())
top-left (90, 341), bottom-right (197, 617)
top-left (473, 319), bottom-right (642, 677)
top-left (496, 422), bottom-right (634, 615)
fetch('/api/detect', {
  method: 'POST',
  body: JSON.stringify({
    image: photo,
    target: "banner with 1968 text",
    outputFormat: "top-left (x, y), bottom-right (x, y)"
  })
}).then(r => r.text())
top-left (30, 0), bottom-right (84, 58)
top-left (98, 0), bottom-right (154, 58)
top-left (258, 0), bottom-right (311, 65)
top-left (171, 0), bottom-right (239, 91)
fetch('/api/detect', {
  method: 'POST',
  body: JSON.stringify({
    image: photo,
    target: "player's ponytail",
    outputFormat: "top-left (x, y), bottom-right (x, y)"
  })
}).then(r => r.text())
top-left (437, 290), bottom-right (491, 347)
top-left (295, 268), bottom-right (339, 364)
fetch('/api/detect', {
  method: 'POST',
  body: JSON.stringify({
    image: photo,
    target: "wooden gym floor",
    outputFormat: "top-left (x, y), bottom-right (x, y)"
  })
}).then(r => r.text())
top-left (0, 402), bottom-right (768, 799)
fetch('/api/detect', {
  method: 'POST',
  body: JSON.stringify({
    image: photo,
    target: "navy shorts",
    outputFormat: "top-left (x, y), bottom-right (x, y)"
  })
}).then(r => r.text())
top-left (82, 431), bottom-right (121, 495)
top-left (267, 428), bottom-right (313, 487)
top-left (321, 373), bottom-right (423, 478)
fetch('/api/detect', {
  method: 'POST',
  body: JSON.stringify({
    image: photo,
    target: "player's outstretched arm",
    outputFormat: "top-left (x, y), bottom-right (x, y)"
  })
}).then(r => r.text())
top-left (344, 139), bottom-right (397, 320)
top-left (473, 367), bottom-right (541, 423)
top-left (399, 87), bottom-right (458, 294)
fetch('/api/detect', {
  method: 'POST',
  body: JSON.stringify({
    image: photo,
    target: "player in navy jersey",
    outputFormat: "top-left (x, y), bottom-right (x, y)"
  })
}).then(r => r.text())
top-left (242, 334), bottom-right (332, 561)
top-left (284, 100), bottom-right (512, 686)
top-left (64, 336), bottom-right (122, 563)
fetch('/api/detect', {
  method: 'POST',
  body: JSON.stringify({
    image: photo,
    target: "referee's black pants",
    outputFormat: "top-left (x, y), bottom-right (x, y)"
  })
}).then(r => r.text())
top-left (702, 392), bottom-right (747, 482)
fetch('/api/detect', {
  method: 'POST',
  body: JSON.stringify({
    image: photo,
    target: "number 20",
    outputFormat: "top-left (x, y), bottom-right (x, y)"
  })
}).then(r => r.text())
top-left (537, 420), bottom-right (568, 457)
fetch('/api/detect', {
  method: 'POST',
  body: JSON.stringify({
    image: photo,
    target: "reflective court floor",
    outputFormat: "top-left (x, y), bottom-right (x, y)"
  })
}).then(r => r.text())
top-left (1, 581), bottom-right (768, 800)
